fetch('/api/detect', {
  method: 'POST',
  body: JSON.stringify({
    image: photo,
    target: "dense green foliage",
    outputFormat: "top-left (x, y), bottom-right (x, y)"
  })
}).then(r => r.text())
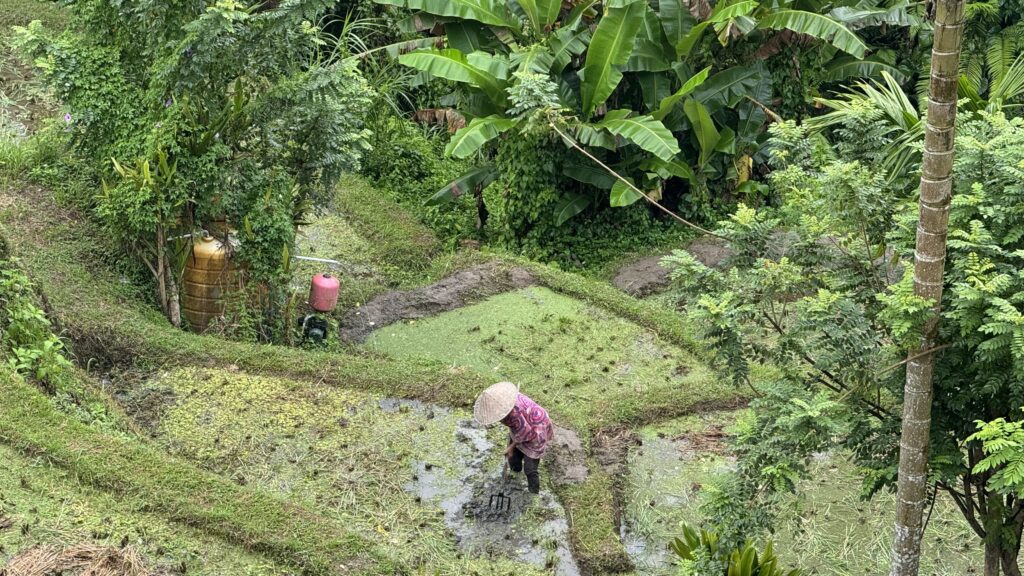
top-left (663, 109), bottom-right (1024, 565)
top-left (672, 524), bottom-right (801, 576)
top-left (12, 0), bottom-right (373, 335)
top-left (376, 0), bottom-right (926, 256)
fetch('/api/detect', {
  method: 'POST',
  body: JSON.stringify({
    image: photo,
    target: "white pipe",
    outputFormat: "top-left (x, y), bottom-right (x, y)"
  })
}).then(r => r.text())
top-left (292, 255), bottom-right (343, 265)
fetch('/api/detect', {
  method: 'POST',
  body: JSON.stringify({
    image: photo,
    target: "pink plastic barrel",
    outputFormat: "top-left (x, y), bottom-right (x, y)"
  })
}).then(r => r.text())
top-left (309, 273), bottom-right (340, 312)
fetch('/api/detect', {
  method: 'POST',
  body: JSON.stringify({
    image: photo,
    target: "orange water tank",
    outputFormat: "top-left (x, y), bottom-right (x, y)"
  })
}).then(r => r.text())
top-left (182, 234), bottom-right (237, 333)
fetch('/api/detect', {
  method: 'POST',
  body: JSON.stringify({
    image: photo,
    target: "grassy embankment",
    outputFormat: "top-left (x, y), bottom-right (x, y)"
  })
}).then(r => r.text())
top-left (0, 364), bottom-right (397, 574)
top-left (0, 175), bottom-right (742, 574)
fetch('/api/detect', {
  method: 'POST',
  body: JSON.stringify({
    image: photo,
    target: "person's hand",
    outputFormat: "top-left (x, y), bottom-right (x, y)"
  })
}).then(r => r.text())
top-left (504, 443), bottom-right (515, 458)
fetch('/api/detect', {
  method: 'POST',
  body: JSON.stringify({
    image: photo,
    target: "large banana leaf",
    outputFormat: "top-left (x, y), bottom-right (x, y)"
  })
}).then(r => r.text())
top-left (373, 0), bottom-right (518, 28)
top-left (823, 57), bottom-right (909, 83)
top-left (446, 21), bottom-right (492, 54)
top-left (398, 49), bottom-right (507, 103)
top-left (657, 0), bottom-right (696, 49)
top-left (563, 159), bottom-right (617, 189)
top-left (553, 193), bottom-right (592, 225)
top-left (626, 4), bottom-right (674, 72)
top-left (675, 0), bottom-right (758, 58)
top-left (637, 72), bottom-right (673, 111)
top-left (638, 156), bottom-right (696, 183)
top-left (580, 0), bottom-right (646, 119)
top-left (564, 0), bottom-right (600, 29)
top-left (445, 116), bottom-right (518, 158)
top-left (610, 179), bottom-right (643, 207)
top-left (514, 0), bottom-right (561, 31)
top-left (692, 62), bottom-right (769, 114)
top-left (652, 66), bottom-right (711, 120)
top-left (829, 0), bottom-right (919, 30)
top-left (735, 65), bottom-right (772, 145)
top-left (757, 10), bottom-right (866, 59)
top-left (550, 26), bottom-right (590, 73)
top-left (467, 51), bottom-right (511, 80)
top-left (683, 98), bottom-right (719, 166)
top-left (595, 111), bottom-right (681, 161)
top-left (427, 163), bottom-right (498, 205)
top-left (512, 44), bottom-right (556, 73)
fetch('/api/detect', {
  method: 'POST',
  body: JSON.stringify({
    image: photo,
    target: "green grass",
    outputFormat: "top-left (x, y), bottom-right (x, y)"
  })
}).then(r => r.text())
top-left (0, 0), bottom-right (67, 30)
top-left (332, 173), bottom-right (442, 285)
top-left (366, 287), bottom-right (737, 434)
top-left (0, 443), bottom-right (288, 574)
top-left (559, 469), bottom-right (633, 575)
top-left (0, 365), bottom-right (398, 575)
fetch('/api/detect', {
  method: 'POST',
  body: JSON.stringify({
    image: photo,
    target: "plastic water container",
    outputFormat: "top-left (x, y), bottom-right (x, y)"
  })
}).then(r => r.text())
top-left (309, 273), bottom-right (340, 313)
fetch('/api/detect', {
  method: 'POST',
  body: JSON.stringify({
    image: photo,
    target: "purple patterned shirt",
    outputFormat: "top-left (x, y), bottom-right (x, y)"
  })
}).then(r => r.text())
top-left (501, 393), bottom-right (553, 459)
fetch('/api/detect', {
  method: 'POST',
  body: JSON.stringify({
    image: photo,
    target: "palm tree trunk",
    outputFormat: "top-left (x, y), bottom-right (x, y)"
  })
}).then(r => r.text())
top-left (889, 2), bottom-right (966, 576)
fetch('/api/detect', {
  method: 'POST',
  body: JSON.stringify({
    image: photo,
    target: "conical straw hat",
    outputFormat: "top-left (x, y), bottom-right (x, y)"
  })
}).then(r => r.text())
top-left (473, 381), bottom-right (519, 426)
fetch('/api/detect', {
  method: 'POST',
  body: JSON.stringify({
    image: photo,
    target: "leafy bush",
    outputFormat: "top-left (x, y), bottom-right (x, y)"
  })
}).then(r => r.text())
top-left (12, 1), bottom-right (373, 336)
top-left (663, 112), bottom-right (1024, 566)
top-left (361, 117), bottom-right (478, 246)
top-left (0, 261), bottom-right (71, 385)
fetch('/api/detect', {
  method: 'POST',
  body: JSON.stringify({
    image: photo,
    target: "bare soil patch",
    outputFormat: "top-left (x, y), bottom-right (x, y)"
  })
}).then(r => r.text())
top-left (611, 257), bottom-right (671, 297)
top-left (547, 425), bottom-right (589, 487)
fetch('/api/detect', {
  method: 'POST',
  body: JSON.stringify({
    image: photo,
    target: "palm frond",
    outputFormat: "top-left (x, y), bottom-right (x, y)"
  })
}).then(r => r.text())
top-left (988, 54), bottom-right (1024, 111)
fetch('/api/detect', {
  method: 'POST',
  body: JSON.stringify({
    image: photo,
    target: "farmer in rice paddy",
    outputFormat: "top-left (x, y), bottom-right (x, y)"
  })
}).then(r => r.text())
top-left (474, 382), bottom-right (553, 494)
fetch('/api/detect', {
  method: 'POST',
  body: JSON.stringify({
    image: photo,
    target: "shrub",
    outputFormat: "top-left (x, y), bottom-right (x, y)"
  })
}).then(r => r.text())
top-left (12, 1), bottom-right (373, 335)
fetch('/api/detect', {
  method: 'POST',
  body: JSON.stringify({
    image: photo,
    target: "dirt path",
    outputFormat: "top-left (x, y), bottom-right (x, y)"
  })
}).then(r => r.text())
top-left (339, 263), bottom-right (536, 342)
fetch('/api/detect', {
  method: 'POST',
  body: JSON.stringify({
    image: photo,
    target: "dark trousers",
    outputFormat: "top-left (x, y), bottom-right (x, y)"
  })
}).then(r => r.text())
top-left (508, 446), bottom-right (541, 493)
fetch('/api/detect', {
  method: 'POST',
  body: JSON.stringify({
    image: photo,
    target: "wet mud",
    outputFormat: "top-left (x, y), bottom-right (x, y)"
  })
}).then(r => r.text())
top-left (340, 263), bottom-right (536, 342)
top-left (385, 399), bottom-right (582, 575)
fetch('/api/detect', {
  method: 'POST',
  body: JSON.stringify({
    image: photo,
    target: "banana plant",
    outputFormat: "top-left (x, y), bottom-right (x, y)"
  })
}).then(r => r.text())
top-left (375, 0), bottom-right (900, 224)
top-left (672, 523), bottom-right (802, 576)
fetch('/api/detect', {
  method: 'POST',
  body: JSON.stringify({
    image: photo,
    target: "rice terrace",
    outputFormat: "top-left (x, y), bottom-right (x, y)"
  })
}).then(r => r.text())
top-left (0, 0), bottom-right (1020, 575)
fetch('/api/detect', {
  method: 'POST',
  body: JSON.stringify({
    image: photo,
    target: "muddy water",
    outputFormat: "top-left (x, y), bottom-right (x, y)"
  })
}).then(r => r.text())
top-left (622, 434), bottom-right (735, 574)
top-left (381, 399), bottom-right (581, 576)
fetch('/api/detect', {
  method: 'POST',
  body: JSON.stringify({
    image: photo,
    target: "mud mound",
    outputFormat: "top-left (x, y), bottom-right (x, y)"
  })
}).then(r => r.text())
top-left (686, 238), bottom-right (735, 269)
top-left (611, 257), bottom-right (671, 297)
top-left (340, 264), bottom-right (536, 342)
top-left (547, 425), bottom-right (588, 487)
top-left (1, 545), bottom-right (152, 576)
top-left (594, 428), bottom-right (634, 477)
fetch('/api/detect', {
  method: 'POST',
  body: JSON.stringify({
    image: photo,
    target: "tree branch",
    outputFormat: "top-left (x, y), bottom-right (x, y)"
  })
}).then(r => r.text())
top-left (877, 344), bottom-right (952, 375)
top-left (761, 310), bottom-right (890, 418)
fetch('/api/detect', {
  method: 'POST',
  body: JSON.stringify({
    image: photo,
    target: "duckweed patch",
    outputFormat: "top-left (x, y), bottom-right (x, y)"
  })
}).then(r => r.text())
top-left (365, 287), bottom-right (737, 434)
top-left (0, 366), bottom-right (392, 575)
top-left (129, 367), bottom-right (575, 575)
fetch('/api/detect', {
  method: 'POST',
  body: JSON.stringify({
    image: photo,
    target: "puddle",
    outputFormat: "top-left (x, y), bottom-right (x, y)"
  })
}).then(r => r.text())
top-left (621, 427), bottom-right (736, 575)
top-left (394, 400), bottom-right (581, 576)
